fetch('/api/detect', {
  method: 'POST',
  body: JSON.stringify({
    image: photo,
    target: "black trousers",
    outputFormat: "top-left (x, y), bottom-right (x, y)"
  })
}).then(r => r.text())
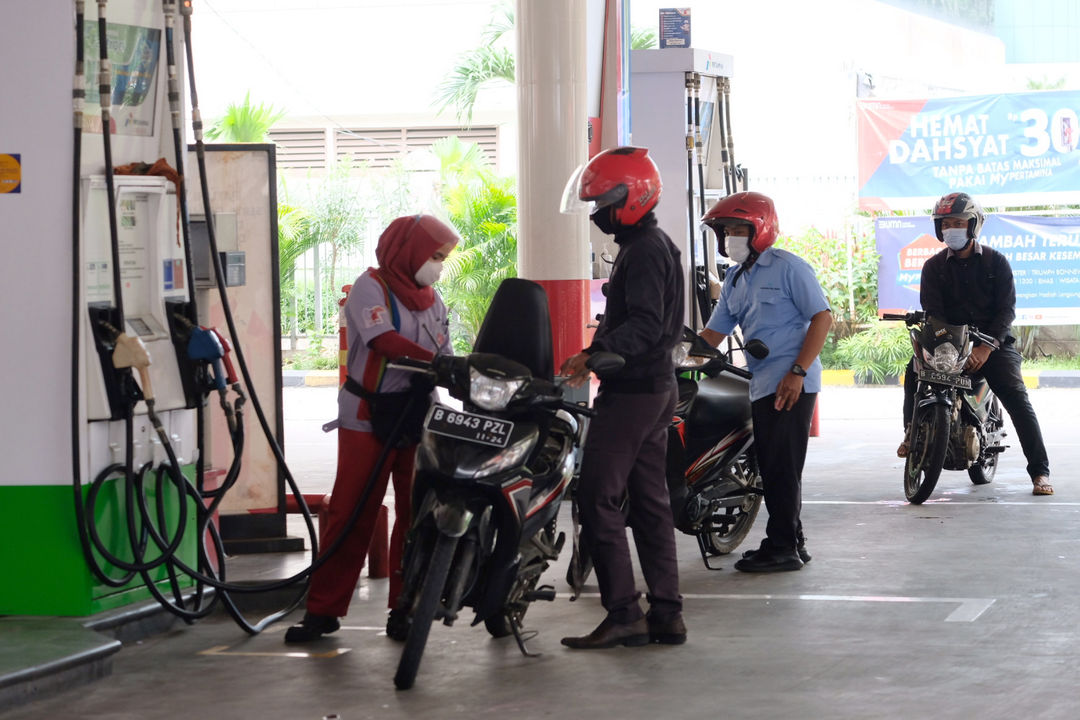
top-left (577, 384), bottom-right (681, 624)
top-left (751, 392), bottom-right (817, 552)
top-left (902, 344), bottom-right (1049, 478)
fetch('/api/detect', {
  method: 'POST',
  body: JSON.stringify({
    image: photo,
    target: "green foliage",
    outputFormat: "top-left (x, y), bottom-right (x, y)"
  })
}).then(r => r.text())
top-left (631, 26), bottom-right (658, 50)
top-left (835, 323), bottom-right (912, 384)
top-left (1026, 76), bottom-right (1067, 91)
top-left (285, 336), bottom-right (340, 371)
top-left (434, 141), bottom-right (518, 353)
top-left (773, 223), bottom-right (880, 340)
top-left (205, 92), bottom-right (285, 142)
top-left (434, 1), bottom-right (515, 125)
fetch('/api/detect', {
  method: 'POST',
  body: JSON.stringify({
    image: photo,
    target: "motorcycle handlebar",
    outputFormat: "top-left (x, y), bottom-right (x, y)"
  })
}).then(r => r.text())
top-left (881, 311), bottom-right (924, 325)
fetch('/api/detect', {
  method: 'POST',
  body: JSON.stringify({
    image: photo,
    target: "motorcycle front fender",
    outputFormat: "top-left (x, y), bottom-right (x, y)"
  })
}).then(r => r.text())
top-left (915, 384), bottom-right (953, 411)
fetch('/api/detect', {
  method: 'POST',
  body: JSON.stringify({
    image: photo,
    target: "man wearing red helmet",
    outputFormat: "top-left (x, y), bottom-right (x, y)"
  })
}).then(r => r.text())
top-left (700, 191), bottom-right (832, 572)
top-left (899, 192), bottom-right (1052, 496)
top-left (559, 147), bottom-right (687, 648)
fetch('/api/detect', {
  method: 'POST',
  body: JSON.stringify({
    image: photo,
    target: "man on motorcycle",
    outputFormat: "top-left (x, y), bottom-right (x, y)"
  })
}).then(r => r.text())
top-left (898, 192), bottom-right (1052, 496)
top-left (559, 146), bottom-right (687, 649)
top-left (699, 192), bottom-right (832, 572)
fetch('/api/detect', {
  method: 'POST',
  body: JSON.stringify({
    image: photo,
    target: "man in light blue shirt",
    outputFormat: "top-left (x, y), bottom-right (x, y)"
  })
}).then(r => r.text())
top-left (700, 192), bottom-right (831, 573)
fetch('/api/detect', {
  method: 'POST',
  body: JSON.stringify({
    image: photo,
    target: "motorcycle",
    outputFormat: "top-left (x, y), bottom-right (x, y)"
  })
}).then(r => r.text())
top-left (883, 311), bottom-right (1008, 504)
top-left (567, 329), bottom-right (766, 595)
top-left (390, 279), bottom-right (623, 691)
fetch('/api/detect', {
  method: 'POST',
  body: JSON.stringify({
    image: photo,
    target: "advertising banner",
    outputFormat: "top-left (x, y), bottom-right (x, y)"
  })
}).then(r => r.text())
top-left (877, 214), bottom-right (1080, 325)
top-left (858, 91), bottom-right (1080, 211)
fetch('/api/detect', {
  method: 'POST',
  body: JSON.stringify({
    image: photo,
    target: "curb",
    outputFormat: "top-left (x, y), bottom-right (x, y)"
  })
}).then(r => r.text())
top-left (282, 370), bottom-right (338, 387)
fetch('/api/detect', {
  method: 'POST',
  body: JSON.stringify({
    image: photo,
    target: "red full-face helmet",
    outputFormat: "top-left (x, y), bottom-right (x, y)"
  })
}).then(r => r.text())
top-left (701, 191), bottom-right (779, 255)
top-left (561, 146), bottom-right (662, 226)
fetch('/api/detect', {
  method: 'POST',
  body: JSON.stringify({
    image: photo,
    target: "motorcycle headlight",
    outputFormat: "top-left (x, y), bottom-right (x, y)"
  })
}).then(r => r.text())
top-left (470, 433), bottom-right (536, 479)
top-left (469, 366), bottom-right (525, 411)
top-left (925, 343), bottom-right (962, 373)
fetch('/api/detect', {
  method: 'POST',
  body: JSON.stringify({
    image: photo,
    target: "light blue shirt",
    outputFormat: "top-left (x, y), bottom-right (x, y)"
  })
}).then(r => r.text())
top-left (705, 247), bottom-right (831, 402)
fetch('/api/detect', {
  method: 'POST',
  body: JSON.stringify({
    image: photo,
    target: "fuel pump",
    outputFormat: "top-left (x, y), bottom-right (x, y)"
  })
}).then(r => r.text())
top-left (630, 47), bottom-right (743, 331)
top-left (0, 0), bottom-right (404, 636)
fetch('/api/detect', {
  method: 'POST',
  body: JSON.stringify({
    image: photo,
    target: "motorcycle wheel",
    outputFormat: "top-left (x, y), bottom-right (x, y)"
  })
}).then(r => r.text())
top-left (394, 532), bottom-right (459, 691)
top-left (904, 403), bottom-right (950, 504)
top-left (701, 455), bottom-right (764, 556)
top-left (968, 397), bottom-right (1002, 485)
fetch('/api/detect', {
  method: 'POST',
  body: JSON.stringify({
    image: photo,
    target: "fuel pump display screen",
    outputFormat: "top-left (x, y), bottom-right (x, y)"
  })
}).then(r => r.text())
top-left (128, 317), bottom-right (153, 337)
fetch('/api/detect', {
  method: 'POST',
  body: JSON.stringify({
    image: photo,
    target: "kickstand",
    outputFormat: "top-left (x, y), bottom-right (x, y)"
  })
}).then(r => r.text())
top-left (696, 534), bottom-right (726, 571)
top-left (510, 617), bottom-right (542, 657)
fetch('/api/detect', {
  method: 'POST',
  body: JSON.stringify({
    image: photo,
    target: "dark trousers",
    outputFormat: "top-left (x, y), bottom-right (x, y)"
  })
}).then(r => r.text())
top-left (902, 344), bottom-right (1049, 478)
top-left (751, 392), bottom-right (816, 552)
top-left (578, 385), bottom-right (681, 624)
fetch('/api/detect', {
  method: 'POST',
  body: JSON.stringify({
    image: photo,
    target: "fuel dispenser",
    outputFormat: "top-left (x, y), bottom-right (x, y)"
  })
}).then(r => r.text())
top-left (630, 47), bottom-right (743, 329)
top-left (0, 0), bottom-right (315, 625)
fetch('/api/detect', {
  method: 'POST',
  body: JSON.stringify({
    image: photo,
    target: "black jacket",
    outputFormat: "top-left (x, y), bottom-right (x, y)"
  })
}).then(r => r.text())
top-left (588, 213), bottom-right (685, 389)
top-left (920, 243), bottom-right (1015, 346)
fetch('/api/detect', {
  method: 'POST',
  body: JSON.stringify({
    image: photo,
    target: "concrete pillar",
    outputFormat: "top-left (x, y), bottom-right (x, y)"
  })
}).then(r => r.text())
top-left (516, 0), bottom-right (590, 368)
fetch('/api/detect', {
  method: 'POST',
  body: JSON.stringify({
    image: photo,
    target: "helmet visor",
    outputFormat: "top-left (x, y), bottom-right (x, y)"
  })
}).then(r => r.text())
top-left (560, 164), bottom-right (591, 215)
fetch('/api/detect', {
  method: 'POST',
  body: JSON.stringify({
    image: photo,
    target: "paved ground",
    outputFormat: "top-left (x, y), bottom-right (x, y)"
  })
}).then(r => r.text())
top-left (6, 385), bottom-right (1080, 719)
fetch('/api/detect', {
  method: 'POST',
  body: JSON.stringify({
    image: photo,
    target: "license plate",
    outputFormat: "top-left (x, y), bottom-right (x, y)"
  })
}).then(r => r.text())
top-left (424, 404), bottom-right (514, 448)
top-left (919, 369), bottom-right (972, 390)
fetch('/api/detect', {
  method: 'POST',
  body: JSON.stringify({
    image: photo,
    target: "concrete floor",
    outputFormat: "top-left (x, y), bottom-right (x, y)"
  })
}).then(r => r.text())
top-left (4, 386), bottom-right (1080, 719)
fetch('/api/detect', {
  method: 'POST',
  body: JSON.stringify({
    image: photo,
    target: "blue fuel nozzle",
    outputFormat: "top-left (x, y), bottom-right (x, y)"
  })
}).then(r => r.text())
top-left (187, 326), bottom-right (227, 391)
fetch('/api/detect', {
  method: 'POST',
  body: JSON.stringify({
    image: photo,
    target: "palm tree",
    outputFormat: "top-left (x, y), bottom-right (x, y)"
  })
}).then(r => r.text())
top-left (205, 91), bottom-right (285, 142)
top-left (439, 175), bottom-right (518, 352)
top-left (435, 2), bottom-right (658, 125)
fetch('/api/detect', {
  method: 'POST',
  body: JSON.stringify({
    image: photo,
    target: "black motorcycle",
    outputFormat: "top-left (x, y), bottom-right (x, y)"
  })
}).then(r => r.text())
top-left (883, 311), bottom-right (1008, 504)
top-left (567, 329), bottom-right (766, 594)
top-left (391, 279), bottom-right (622, 691)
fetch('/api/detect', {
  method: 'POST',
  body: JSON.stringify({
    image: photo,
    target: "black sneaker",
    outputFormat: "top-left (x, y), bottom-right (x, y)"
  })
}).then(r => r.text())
top-left (385, 608), bottom-right (410, 642)
top-left (734, 548), bottom-right (803, 573)
top-left (284, 612), bottom-right (340, 643)
top-left (742, 539), bottom-right (811, 564)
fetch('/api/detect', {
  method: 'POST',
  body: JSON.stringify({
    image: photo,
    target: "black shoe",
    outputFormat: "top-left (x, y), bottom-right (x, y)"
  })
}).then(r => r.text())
top-left (646, 612), bottom-right (687, 645)
top-left (742, 539), bottom-right (811, 564)
top-left (386, 609), bottom-right (410, 642)
top-left (561, 616), bottom-right (650, 650)
top-left (284, 612), bottom-right (340, 643)
top-left (734, 548), bottom-right (804, 573)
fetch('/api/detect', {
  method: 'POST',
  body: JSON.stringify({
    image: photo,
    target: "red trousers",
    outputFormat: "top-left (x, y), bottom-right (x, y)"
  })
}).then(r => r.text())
top-left (306, 428), bottom-right (415, 617)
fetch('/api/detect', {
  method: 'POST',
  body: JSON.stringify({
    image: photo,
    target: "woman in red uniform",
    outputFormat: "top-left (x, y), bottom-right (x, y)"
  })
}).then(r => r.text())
top-left (285, 214), bottom-right (458, 643)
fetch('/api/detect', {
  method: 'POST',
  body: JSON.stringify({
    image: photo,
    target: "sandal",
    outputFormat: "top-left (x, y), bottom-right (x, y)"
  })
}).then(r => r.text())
top-left (1032, 476), bottom-right (1054, 496)
top-left (896, 440), bottom-right (909, 458)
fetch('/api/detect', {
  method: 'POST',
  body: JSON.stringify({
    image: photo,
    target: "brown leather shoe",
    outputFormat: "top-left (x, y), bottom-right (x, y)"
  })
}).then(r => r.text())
top-left (561, 616), bottom-right (649, 650)
top-left (647, 613), bottom-right (687, 645)
top-left (1032, 475), bottom-right (1054, 496)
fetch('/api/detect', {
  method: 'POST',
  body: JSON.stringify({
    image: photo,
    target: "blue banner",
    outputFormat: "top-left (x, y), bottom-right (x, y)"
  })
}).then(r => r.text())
top-left (858, 91), bottom-right (1080, 211)
top-left (876, 214), bottom-right (1080, 325)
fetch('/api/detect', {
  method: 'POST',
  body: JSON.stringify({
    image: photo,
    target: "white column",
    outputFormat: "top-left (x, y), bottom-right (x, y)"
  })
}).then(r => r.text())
top-left (516, 0), bottom-right (591, 365)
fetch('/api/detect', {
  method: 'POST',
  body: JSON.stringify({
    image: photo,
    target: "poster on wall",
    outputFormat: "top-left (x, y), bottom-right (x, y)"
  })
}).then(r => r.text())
top-left (858, 90), bottom-right (1080, 211)
top-left (876, 214), bottom-right (1080, 325)
top-left (82, 22), bottom-right (161, 137)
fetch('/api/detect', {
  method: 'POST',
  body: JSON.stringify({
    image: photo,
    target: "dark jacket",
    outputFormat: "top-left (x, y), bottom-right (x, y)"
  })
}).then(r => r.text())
top-left (920, 243), bottom-right (1015, 346)
top-left (588, 213), bottom-right (684, 390)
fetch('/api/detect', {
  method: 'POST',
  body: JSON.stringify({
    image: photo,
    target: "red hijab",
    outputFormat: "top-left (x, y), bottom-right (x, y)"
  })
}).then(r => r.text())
top-left (372, 214), bottom-right (459, 311)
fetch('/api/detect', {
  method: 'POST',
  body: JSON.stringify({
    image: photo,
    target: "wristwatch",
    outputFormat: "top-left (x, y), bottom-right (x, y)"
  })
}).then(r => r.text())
top-left (790, 363), bottom-right (807, 377)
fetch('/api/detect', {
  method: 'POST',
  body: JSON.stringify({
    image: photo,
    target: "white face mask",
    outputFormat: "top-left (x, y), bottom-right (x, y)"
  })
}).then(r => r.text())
top-left (942, 227), bottom-right (970, 251)
top-left (414, 259), bottom-right (443, 287)
top-left (726, 236), bottom-right (752, 264)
